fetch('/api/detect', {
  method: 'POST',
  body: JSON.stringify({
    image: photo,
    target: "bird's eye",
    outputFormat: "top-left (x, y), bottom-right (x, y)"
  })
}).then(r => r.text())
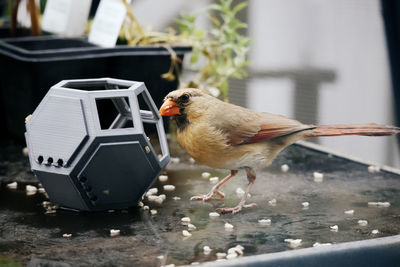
top-left (180, 93), bottom-right (190, 102)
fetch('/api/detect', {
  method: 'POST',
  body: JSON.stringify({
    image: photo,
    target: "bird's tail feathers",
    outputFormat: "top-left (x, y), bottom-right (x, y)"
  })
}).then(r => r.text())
top-left (307, 123), bottom-right (400, 138)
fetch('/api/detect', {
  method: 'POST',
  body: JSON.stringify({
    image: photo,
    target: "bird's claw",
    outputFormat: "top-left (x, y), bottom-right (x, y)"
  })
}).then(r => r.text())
top-left (217, 202), bottom-right (257, 214)
top-left (190, 190), bottom-right (225, 201)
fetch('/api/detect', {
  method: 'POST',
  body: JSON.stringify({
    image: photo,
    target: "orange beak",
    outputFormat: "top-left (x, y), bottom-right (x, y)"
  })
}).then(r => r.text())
top-left (159, 99), bottom-right (180, 116)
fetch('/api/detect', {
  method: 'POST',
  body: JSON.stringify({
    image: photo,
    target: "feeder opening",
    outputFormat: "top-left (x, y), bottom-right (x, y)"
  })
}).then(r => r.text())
top-left (95, 97), bottom-right (134, 130)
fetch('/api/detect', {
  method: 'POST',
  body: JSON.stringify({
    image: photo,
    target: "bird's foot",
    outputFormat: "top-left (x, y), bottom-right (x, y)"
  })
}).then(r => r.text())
top-left (217, 202), bottom-right (257, 214)
top-left (190, 189), bottom-right (225, 201)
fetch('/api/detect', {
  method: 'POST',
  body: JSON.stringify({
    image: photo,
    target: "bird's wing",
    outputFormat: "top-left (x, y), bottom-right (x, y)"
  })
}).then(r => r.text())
top-left (226, 112), bottom-right (314, 146)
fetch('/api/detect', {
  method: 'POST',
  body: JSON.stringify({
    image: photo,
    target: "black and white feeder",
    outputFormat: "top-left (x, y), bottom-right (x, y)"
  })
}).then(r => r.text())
top-left (24, 78), bottom-right (169, 211)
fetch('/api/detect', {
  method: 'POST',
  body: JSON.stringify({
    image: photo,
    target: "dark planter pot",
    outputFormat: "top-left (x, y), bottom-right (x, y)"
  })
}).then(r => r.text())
top-left (0, 35), bottom-right (191, 140)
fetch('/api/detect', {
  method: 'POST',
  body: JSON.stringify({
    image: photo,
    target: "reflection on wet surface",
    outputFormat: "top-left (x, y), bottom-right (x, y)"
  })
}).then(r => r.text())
top-left (0, 143), bottom-right (399, 266)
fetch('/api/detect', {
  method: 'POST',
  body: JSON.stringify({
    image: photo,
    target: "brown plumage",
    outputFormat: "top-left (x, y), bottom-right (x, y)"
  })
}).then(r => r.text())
top-left (159, 88), bottom-right (400, 214)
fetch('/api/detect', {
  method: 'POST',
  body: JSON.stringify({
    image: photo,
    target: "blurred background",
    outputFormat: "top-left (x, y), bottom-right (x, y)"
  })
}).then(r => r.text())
top-left (1, 0), bottom-right (399, 168)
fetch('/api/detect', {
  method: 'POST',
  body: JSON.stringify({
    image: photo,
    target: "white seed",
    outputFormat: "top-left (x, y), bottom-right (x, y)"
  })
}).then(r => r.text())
top-left (163, 185), bottom-right (175, 191)
top-left (147, 195), bottom-right (159, 202)
top-left (182, 230), bottom-right (192, 237)
top-left (368, 165), bottom-right (380, 173)
top-left (344, 210), bottom-right (354, 215)
top-left (227, 247), bottom-right (241, 255)
top-left (216, 259), bottom-right (226, 262)
top-left (159, 194), bottom-right (166, 200)
top-left (216, 252), bottom-right (227, 259)
top-left (281, 164), bottom-right (289, 172)
top-left (235, 245), bottom-right (245, 251)
top-left (188, 223), bottom-right (197, 231)
top-left (110, 229), bottom-right (120, 237)
top-left (143, 205), bottom-right (149, 210)
top-left (371, 229), bottom-right (380, 235)
top-left (358, 220), bottom-right (368, 226)
top-left (258, 218), bottom-right (271, 225)
top-left (7, 182), bottom-right (17, 189)
top-left (284, 239), bottom-right (302, 248)
top-left (62, 233), bottom-right (72, 238)
top-left (268, 198), bottom-right (277, 206)
top-left (146, 188), bottom-right (158, 196)
top-left (158, 175), bottom-right (168, 182)
top-left (235, 187), bottom-right (250, 198)
top-left (138, 201), bottom-right (144, 207)
top-left (224, 223), bottom-right (234, 230)
top-left (42, 201), bottom-right (51, 208)
top-left (330, 225), bottom-right (339, 232)
top-left (38, 188), bottom-right (46, 193)
top-left (163, 264), bottom-right (175, 267)
top-left (150, 209), bottom-right (158, 215)
top-left (22, 147), bottom-right (29, 157)
top-left (170, 157), bottom-right (180, 164)
top-left (191, 262), bottom-right (200, 265)
top-left (209, 177), bottom-right (219, 184)
top-left (157, 255), bottom-right (164, 260)
top-left (202, 172), bottom-right (211, 179)
top-left (368, 201), bottom-right (390, 207)
top-left (45, 209), bottom-right (56, 214)
top-left (313, 242), bottom-right (332, 247)
top-left (189, 157), bottom-right (196, 164)
top-left (226, 253), bottom-right (237, 260)
top-left (181, 217), bottom-right (191, 223)
top-left (172, 196), bottom-right (181, 201)
top-left (209, 212), bottom-right (220, 217)
top-left (302, 202), bottom-right (309, 208)
top-left (26, 185), bottom-right (37, 193)
top-left (313, 172), bottom-right (324, 182)
top-left (203, 246), bottom-right (212, 253)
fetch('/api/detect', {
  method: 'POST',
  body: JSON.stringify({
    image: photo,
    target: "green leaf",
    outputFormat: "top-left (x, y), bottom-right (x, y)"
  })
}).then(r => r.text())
top-left (232, 2), bottom-right (247, 14)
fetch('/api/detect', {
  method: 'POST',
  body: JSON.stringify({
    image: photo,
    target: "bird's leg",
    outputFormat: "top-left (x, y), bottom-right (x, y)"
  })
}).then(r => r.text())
top-left (190, 170), bottom-right (238, 201)
top-left (217, 167), bottom-right (257, 214)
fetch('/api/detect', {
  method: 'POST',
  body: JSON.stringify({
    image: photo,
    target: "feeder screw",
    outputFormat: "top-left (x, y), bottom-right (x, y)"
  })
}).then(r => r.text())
top-left (145, 146), bottom-right (151, 154)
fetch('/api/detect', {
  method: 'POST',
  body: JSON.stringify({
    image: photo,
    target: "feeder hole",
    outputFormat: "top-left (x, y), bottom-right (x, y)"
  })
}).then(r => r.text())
top-left (37, 155), bottom-right (44, 164)
top-left (57, 159), bottom-right (64, 167)
top-left (85, 185), bottom-right (92, 192)
top-left (96, 97), bottom-right (134, 130)
top-left (47, 157), bottom-right (53, 164)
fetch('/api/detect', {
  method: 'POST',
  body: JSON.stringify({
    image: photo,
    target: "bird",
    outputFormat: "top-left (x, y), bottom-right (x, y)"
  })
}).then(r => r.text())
top-left (159, 88), bottom-right (400, 214)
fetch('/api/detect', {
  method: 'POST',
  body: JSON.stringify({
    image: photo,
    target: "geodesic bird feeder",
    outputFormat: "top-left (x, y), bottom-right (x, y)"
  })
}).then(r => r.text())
top-left (24, 78), bottom-right (170, 211)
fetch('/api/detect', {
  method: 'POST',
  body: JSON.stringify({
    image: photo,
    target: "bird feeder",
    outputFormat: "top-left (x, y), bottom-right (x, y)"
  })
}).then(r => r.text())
top-left (24, 78), bottom-right (170, 211)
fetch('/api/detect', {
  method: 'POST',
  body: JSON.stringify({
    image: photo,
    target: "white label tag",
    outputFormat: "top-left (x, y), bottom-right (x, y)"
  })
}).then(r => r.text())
top-left (42, 0), bottom-right (91, 37)
top-left (88, 0), bottom-right (129, 48)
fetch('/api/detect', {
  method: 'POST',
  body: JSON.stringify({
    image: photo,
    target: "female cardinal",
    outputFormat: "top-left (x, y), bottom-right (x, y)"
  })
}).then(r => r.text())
top-left (159, 88), bottom-right (399, 214)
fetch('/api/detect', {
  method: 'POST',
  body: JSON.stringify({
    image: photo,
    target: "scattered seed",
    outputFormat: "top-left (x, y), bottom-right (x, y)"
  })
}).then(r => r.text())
top-left (143, 205), bottom-right (149, 210)
top-left (302, 202), bottom-right (309, 208)
top-left (62, 233), bottom-right (72, 238)
top-left (189, 157), bottom-right (196, 164)
top-left (138, 201), bottom-right (144, 207)
top-left (268, 198), bottom-right (277, 206)
top-left (209, 177), bottom-right (219, 184)
top-left (216, 252), bottom-right (227, 259)
top-left (170, 157), bottom-right (180, 164)
top-left (42, 201), bottom-right (51, 208)
top-left (371, 229), bottom-right (379, 235)
top-left (235, 187), bottom-right (251, 198)
top-left (284, 239), bottom-right (302, 248)
top-left (158, 175), bottom-right (168, 182)
top-left (181, 217), bottom-right (191, 223)
top-left (38, 188), bottom-right (46, 194)
top-left (172, 196), bottom-right (181, 200)
top-left (226, 253), bottom-right (237, 259)
top-left (188, 223), bottom-right (197, 231)
top-left (191, 262), bottom-right (200, 265)
top-left (368, 202), bottom-right (390, 207)
top-left (224, 223), bottom-right (234, 230)
top-left (209, 212), bottom-right (220, 217)
top-left (45, 209), bottom-right (56, 214)
top-left (313, 172), bottom-right (324, 182)
top-left (146, 188), bottom-right (158, 196)
top-left (157, 255), bottom-right (164, 260)
top-left (22, 147), bottom-right (29, 157)
top-left (7, 182), bottom-right (17, 189)
top-left (163, 185), bottom-right (175, 191)
top-left (182, 230), bottom-right (192, 237)
top-left (203, 246), bottom-right (212, 253)
top-left (330, 225), bottom-right (339, 232)
top-left (368, 165), bottom-right (380, 173)
top-left (344, 210), bottom-right (354, 215)
top-left (26, 185), bottom-right (37, 193)
top-left (358, 220), bottom-right (368, 226)
top-left (202, 172), bottom-right (211, 179)
top-left (281, 164), bottom-right (289, 172)
top-left (258, 218), bottom-right (271, 225)
top-left (110, 229), bottom-right (120, 237)
top-left (235, 245), bottom-right (244, 251)
top-left (150, 209), bottom-right (157, 215)
top-left (147, 195), bottom-right (160, 202)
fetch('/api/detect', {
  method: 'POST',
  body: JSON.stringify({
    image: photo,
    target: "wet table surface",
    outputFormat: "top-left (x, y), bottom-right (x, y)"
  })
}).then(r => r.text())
top-left (0, 141), bottom-right (399, 266)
